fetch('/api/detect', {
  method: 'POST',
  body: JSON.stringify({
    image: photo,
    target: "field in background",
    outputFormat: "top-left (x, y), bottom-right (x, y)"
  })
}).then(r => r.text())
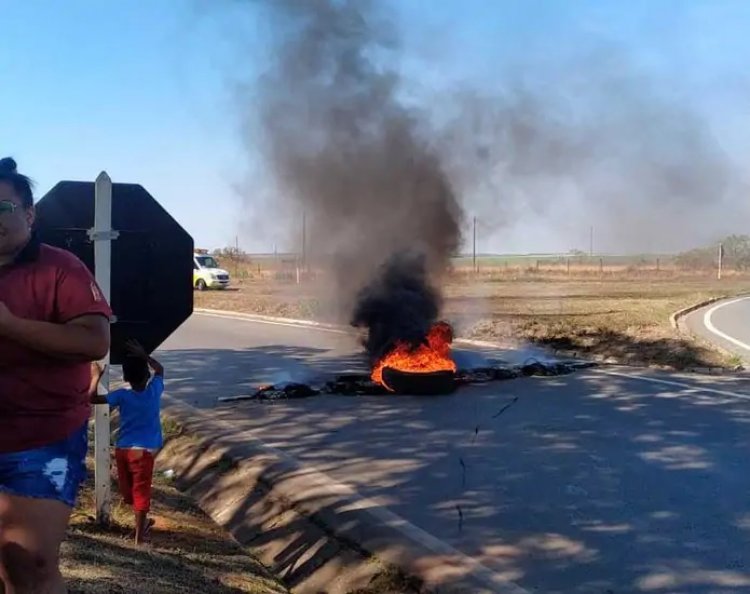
top-left (196, 255), bottom-right (750, 369)
top-left (218, 252), bottom-right (689, 280)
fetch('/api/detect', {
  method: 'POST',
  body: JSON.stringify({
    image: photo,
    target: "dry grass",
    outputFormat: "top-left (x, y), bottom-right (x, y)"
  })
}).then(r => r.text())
top-left (443, 276), bottom-right (750, 368)
top-left (195, 270), bottom-right (750, 369)
top-left (61, 438), bottom-right (288, 594)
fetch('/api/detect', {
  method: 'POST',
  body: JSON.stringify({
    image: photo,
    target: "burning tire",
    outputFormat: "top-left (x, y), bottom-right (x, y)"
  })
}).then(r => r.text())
top-left (381, 367), bottom-right (456, 395)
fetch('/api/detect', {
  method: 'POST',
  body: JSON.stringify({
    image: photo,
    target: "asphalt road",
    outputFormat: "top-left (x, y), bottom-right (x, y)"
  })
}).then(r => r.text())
top-left (159, 312), bottom-right (750, 594)
top-left (686, 296), bottom-right (750, 363)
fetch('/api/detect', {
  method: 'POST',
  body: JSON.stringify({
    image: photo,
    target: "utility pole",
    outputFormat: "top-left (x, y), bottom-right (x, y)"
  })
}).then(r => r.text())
top-left (302, 211), bottom-right (307, 273)
top-left (589, 225), bottom-right (594, 258)
top-left (472, 216), bottom-right (477, 273)
top-left (718, 242), bottom-right (724, 280)
top-left (235, 235), bottom-right (240, 278)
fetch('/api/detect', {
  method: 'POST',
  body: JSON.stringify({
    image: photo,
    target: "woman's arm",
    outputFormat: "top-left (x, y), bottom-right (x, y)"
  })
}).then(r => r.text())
top-left (0, 303), bottom-right (110, 361)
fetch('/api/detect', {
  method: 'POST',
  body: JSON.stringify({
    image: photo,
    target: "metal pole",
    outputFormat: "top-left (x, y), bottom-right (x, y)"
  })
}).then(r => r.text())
top-left (92, 172), bottom-right (113, 526)
top-left (472, 216), bottom-right (477, 273)
top-left (302, 211), bottom-right (307, 273)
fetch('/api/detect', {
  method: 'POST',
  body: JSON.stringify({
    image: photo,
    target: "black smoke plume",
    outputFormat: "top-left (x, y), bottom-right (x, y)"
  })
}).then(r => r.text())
top-left (351, 250), bottom-right (441, 364)
top-left (251, 0), bottom-right (462, 359)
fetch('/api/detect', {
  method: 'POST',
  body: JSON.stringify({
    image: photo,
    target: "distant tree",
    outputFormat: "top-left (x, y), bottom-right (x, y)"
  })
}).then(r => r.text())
top-left (212, 246), bottom-right (249, 261)
top-left (676, 235), bottom-right (750, 270)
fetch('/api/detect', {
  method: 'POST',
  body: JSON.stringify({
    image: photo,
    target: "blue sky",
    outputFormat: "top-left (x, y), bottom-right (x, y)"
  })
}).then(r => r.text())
top-left (3, 1), bottom-right (750, 254)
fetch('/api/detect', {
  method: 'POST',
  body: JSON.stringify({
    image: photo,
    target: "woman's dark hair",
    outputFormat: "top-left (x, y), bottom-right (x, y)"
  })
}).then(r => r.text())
top-left (0, 157), bottom-right (34, 208)
top-left (122, 356), bottom-right (149, 386)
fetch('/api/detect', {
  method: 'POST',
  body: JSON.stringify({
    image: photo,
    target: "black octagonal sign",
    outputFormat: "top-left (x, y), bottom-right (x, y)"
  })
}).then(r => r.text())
top-left (35, 181), bottom-right (194, 364)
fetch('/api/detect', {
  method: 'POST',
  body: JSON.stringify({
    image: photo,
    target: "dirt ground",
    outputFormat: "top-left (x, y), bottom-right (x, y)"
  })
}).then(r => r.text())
top-left (60, 424), bottom-right (423, 594)
top-left (60, 426), bottom-right (288, 594)
top-left (195, 269), bottom-right (750, 369)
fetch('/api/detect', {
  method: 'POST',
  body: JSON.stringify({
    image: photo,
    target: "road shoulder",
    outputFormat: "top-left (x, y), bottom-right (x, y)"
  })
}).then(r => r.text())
top-left (61, 433), bottom-right (288, 594)
top-left (157, 397), bottom-right (530, 594)
top-left (682, 296), bottom-right (750, 367)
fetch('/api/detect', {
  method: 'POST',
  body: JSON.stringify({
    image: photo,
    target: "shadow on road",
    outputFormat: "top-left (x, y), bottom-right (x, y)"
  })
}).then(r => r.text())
top-left (157, 345), bottom-right (750, 594)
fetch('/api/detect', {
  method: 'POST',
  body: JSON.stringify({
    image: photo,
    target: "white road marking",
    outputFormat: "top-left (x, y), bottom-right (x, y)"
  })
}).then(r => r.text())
top-left (703, 296), bottom-right (750, 353)
top-left (599, 370), bottom-right (750, 401)
top-left (196, 310), bottom-right (348, 335)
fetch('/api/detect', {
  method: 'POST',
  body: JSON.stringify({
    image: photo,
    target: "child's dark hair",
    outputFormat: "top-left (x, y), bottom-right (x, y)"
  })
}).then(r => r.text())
top-left (122, 356), bottom-right (149, 386)
top-left (0, 157), bottom-right (34, 208)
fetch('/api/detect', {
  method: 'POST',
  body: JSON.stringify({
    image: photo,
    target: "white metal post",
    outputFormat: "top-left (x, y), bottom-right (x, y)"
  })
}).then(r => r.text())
top-left (472, 216), bottom-right (477, 274)
top-left (92, 172), bottom-right (113, 525)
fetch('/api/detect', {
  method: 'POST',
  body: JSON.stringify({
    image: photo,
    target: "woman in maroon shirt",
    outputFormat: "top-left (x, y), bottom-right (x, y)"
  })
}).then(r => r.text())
top-left (0, 158), bottom-right (111, 593)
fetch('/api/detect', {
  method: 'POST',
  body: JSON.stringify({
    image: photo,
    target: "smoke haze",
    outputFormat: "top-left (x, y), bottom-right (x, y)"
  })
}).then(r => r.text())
top-left (438, 46), bottom-right (744, 254)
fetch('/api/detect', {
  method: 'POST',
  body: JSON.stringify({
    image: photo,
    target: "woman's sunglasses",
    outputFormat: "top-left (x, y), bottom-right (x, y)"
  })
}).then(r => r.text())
top-left (0, 200), bottom-right (19, 216)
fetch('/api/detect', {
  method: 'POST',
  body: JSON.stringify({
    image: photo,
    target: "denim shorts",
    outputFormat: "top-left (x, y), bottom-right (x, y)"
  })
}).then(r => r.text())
top-left (0, 422), bottom-right (88, 508)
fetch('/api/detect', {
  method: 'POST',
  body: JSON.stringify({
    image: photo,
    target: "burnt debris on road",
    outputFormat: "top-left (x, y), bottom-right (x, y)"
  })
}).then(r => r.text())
top-left (217, 359), bottom-right (597, 402)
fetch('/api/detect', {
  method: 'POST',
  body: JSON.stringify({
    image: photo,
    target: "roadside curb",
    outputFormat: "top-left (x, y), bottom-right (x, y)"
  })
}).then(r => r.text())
top-left (157, 398), bottom-right (529, 594)
top-left (669, 296), bottom-right (735, 331)
top-left (196, 308), bottom-right (598, 363)
top-left (195, 304), bottom-right (750, 377)
top-left (194, 308), bottom-right (671, 373)
top-left (195, 308), bottom-right (345, 333)
top-left (669, 295), bottom-right (750, 373)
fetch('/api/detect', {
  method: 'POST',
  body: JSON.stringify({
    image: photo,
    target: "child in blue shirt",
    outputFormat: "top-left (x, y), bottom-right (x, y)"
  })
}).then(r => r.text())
top-left (91, 339), bottom-right (164, 545)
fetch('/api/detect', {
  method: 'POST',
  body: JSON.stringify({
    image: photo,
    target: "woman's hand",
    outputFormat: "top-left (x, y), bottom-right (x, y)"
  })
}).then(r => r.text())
top-left (0, 302), bottom-right (18, 335)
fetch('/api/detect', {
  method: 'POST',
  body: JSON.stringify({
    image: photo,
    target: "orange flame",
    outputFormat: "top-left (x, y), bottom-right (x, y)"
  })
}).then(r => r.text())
top-left (371, 321), bottom-right (457, 391)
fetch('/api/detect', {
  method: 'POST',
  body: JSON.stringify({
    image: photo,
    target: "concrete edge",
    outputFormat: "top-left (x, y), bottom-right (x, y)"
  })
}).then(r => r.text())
top-left (199, 306), bottom-right (748, 376)
top-left (195, 308), bottom-right (600, 365)
top-left (194, 307), bottom-right (688, 374)
top-left (195, 308), bottom-right (345, 333)
top-left (671, 295), bottom-right (750, 369)
top-left (669, 294), bottom-right (750, 372)
top-left (669, 295), bottom-right (734, 331)
top-left (158, 396), bottom-right (530, 594)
